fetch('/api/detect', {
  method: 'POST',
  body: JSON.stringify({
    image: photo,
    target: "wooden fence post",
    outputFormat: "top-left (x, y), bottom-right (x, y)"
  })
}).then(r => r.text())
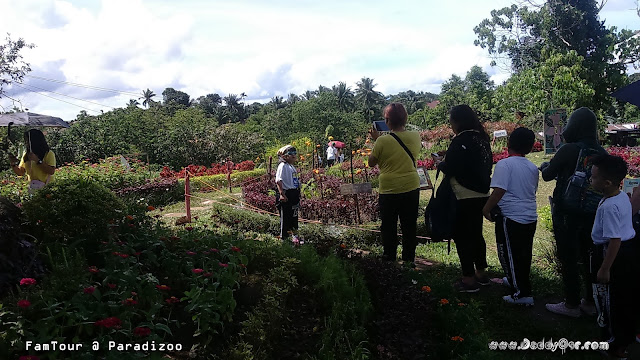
top-left (185, 172), bottom-right (191, 223)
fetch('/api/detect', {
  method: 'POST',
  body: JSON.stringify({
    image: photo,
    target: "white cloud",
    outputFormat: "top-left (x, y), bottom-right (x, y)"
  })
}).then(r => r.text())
top-left (0, 0), bottom-right (637, 119)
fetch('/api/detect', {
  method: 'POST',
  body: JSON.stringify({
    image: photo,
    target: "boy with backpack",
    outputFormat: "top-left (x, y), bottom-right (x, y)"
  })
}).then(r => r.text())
top-left (540, 107), bottom-right (607, 317)
top-left (588, 155), bottom-right (637, 358)
top-left (482, 127), bottom-right (538, 305)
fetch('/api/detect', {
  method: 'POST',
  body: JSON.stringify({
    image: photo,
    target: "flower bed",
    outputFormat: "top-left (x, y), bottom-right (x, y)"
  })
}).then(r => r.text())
top-left (160, 161), bottom-right (255, 178)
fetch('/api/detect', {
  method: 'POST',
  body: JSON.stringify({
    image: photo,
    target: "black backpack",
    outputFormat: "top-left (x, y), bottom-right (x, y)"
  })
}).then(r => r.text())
top-left (562, 144), bottom-right (604, 215)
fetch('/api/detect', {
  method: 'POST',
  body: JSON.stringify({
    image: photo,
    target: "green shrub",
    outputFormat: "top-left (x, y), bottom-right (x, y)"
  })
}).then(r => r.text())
top-left (115, 177), bottom-right (184, 208)
top-left (180, 169), bottom-right (266, 193)
top-left (21, 179), bottom-right (127, 265)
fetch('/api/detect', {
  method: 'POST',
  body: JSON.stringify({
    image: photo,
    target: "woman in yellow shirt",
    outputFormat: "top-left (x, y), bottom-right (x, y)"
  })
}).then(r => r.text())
top-left (8, 129), bottom-right (56, 192)
top-left (369, 103), bottom-right (421, 264)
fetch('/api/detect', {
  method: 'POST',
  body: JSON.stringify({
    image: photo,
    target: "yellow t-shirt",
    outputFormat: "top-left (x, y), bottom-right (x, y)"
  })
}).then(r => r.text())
top-left (18, 151), bottom-right (56, 183)
top-left (372, 131), bottom-right (421, 194)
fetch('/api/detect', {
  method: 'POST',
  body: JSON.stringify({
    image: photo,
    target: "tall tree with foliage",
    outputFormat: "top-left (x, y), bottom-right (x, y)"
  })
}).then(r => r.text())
top-left (332, 82), bottom-right (355, 112)
top-left (0, 35), bottom-right (34, 99)
top-left (474, 0), bottom-right (638, 113)
top-left (355, 77), bottom-right (384, 121)
top-left (140, 88), bottom-right (156, 108)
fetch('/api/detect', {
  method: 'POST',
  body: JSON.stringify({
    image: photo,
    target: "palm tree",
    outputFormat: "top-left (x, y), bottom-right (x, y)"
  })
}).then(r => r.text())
top-left (356, 77), bottom-right (383, 121)
top-left (287, 93), bottom-right (300, 105)
top-left (223, 94), bottom-right (243, 123)
top-left (269, 95), bottom-right (284, 109)
top-left (332, 82), bottom-right (355, 112)
top-left (301, 90), bottom-right (316, 101)
top-left (317, 85), bottom-right (331, 95)
top-left (127, 99), bottom-right (140, 108)
top-left (140, 88), bottom-right (156, 108)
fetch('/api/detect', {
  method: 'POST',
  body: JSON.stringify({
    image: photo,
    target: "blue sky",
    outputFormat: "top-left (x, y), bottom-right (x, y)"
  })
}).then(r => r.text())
top-left (0, 0), bottom-right (638, 120)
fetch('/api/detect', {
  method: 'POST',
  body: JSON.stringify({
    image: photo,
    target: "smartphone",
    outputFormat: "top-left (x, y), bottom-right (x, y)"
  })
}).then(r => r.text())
top-left (373, 120), bottom-right (390, 132)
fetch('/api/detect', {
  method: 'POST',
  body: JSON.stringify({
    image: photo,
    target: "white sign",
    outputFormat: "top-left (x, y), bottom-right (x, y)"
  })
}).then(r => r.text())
top-left (120, 155), bottom-right (131, 171)
top-left (493, 130), bottom-right (508, 138)
top-left (623, 178), bottom-right (640, 197)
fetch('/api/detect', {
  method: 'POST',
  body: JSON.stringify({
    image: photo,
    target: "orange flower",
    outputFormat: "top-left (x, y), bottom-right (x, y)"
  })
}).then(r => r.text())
top-left (316, 144), bottom-right (321, 148)
top-left (365, 139), bottom-right (371, 144)
top-left (340, 243), bottom-right (346, 249)
top-left (299, 155), bottom-right (305, 161)
top-left (458, 302), bottom-right (466, 307)
top-left (313, 169), bottom-right (320, 174)
top-left (421, 286), bottom-right (431, 293)
top-left (147, 205), bottom-right (155, 211)
top-left (351, 151), bottom-right (356, 155)
top-left (356, 169), bottom-right (362, 175)
top-left (126, 215), bottom-right (134, 220)
top-left (451, 336), bottom-right (464, 342)
top-left (440, 298), bottom-right (449, 305)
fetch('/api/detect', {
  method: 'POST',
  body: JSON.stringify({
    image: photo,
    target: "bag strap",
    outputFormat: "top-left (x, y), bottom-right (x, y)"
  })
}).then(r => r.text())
top-left (389, 133), bottom-right (416, 168)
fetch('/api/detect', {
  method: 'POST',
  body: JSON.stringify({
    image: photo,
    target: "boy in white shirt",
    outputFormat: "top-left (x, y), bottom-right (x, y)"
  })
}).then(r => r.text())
top-left (589, 154), bottom-right (637, 359)
top-left (275, 145), bottom-right (300, 240)
top-left (482, 127), bottom-right (538, 305)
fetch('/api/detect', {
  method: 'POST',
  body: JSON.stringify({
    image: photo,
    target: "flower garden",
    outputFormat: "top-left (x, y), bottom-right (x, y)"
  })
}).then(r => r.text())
top-left (1, 123), bottom-right (640, 360)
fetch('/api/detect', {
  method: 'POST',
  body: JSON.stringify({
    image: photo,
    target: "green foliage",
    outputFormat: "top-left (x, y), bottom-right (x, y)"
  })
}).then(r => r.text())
top-left (21, 178), bottom-right (126, 263)
top-left (54, 156), bottom-right (153, 190)
top-left (0, 34), bottom-right (35, 98)
top-left (180, 168), bottom-right (265, 193)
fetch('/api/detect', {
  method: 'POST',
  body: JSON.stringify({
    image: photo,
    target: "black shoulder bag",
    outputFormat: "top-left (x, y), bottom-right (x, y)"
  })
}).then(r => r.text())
top-left (389, 133), bottom-right (416, 168)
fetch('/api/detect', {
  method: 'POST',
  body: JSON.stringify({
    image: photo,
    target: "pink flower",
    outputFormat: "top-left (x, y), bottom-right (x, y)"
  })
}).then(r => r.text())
top-left (107, 283), bottom-right (117, 289)
top-left (122, 298), bottom-right (138, 306)
top-left (17, 299), bottom-right (31, 309)
top-left (166, 296), bottom-right (180, 304)
top-left (94, 317), bottom-right (122, 328)
top-left (210, 248), bottom-right (219, 253)
top-left (231, 246), bottom-right (241, 252)
top-left (186, 251), bottom-right (196, 256)
top-left (84, 286), bottom-right (96, 294)
top-left (19, 278), bottom-right (37, 286)
top-left (203, 272), bottom-right (213, 277)
top-left (156, 285), bottom-right (171, 291)
top-left (19, 356), bottom-right (40, 360)
top-left (133, 327), bottom-right (151, 337)
top-left (88, 266), bottom-right (100, 274)
top-left (218, 263), bottom-right (228, 268)
top-left (192, 268), bottom-right (204, 274)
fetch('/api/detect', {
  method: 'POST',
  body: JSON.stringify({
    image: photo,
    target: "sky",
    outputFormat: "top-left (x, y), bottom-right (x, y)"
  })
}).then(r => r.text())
top-left (0, 0), bottom-right (638, 121)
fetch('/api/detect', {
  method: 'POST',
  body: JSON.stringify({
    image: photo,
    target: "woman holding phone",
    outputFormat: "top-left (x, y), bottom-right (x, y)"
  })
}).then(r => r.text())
top-left (368, 103), bottom-right (421, 265)
top-left (8, 129), bottom-right (56, 192)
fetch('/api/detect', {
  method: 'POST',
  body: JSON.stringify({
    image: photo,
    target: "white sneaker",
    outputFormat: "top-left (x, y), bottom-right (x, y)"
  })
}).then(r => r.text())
top-left (545, 302), bottom-right (581, 318)
top-left (579, 298), bottom-right (596, 316)
top-left (503, 295), bottom-right (534, 306)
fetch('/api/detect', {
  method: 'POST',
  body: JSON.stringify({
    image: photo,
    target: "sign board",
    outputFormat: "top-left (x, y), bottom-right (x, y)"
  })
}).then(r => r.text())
top-left (493, 130), bottom-right (508, 138)
top-left (417, 167), bottom-right (433, 190)
top-left (623, 178), bottom-right (640, 197)
top-left (340, 183), bottom-right (372, 195)
top-left (544, 109), bottom-right (567, 154)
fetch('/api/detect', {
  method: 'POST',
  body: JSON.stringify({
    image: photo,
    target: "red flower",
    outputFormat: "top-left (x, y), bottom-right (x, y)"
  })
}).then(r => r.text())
top-left (134, 252), bottom-right (142, 256)
top-left (185, 226), bottom-right (194, 232)
top-left (203, 272), bottom-right (213, 277)
top-left (210, 248), bottom-right (219, 253)
top-left (126, 215), bottom-right (134, 220)
top-left (94, 317), bottom-right (122, 328)
top-left (131, 291), bottom-right (138, 296)
top-left (122, 298), bottom-right (138, 306)
top-left (147, 205), bottom-right (155, 211)
top-left (218, 263), bottom-right (228, 268)
top-left (166, 296), bottom-right (180, 304)
top-left (17, 299), bottom-right (31, 309)
top-left (107, 283), bottom-right (117, 289)
top-left (133, 326), bottom-right (151, 337)
top-left (84, 286), bottom-right (96, 294)
top-left (186, 251), bottom-right (196, 256)
top-left (156, 285), bottom-right (171, 291)
top-left (192, 268), bottom-right (204, 274)
top-left (19, 278), bottom-right (37, 286)
top-left (19, 356), bottom-right (40, 360)
top-left (119, 253), bottom-right (129, 259)
top-left (88, 266), bottom-right (100, 274)
top-left (231, 246), bottom-right (241, 252)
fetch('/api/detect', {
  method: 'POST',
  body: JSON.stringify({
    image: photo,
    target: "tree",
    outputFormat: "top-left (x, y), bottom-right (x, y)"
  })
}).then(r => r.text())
top-left (140, 88), bottom-right (156, 108)
top-left (355, 77), bottom-right (384, 121)
top-left (269, 95), bottom-right (285, 110)
top-left (195, 93), bottom-right (222, 117)
top-left (332, 82), bottom-right (355, 112)
top-left (127, 99), bottom-right (139, 108)
top-left (162, 88), bottom-right (190, 107)
top-left (474, 0), bottom-right (636, 112)
top-left (0, 34), bottom-right (35, 99)
top-left (223, 93), bottom-right (244, 123)
top-left (286, 93), bottom-right (300, 105)
top-left (301, 90), bottom-right (316, 101)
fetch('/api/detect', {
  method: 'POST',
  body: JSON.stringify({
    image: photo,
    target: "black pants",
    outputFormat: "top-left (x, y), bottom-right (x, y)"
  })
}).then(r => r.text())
top-left (379, 188), bottom-right (420, 262)
top-left (590, 241), bottom-right (638, 352)
top-left (327, 159), bottom-right (335, 167)
top-left (553, 209), bottom-right (595, 307)
top-left (276, 189), bottom-right (300, 239)
top-left (453, 197), bottom-right (488, 277)
top-left (495, 215), bottom-right (537, 298)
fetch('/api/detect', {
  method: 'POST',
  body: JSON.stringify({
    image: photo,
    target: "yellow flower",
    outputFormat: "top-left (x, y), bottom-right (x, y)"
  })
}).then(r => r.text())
top-left (328, 136), bottom-right (334, 141)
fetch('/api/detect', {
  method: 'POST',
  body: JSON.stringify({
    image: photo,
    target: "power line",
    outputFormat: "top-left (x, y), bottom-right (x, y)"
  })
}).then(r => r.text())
top-left (24, 74), bottom-right (142, 97)
top-left (11, 83), bottom-right (102, 114)
top-left (18, 82), bottom-right (116, 110)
